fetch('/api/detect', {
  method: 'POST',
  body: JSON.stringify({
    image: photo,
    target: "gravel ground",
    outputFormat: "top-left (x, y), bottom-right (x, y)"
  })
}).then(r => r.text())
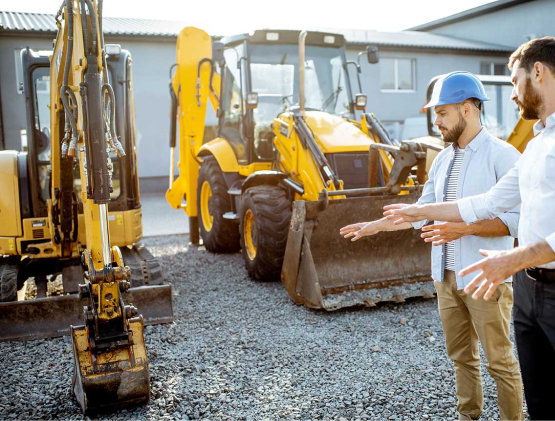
top-left (0, 234), bottom-right (524, 420)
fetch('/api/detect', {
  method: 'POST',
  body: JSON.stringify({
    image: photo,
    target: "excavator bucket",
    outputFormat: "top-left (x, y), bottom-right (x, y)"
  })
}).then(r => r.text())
top-left (72, 316), bottom-right (150, 414)
top-left (282, 194), bottom-right (434, 310)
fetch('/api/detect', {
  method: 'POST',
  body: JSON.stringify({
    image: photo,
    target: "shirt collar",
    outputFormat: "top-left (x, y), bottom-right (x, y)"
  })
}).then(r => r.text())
top-left (533, 111), bottom-right (555, 136)
top-left (464, 127), bottom-right (489, 152)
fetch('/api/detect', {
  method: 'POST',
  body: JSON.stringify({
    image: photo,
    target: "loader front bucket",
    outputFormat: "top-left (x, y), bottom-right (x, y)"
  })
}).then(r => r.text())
top-left (0, 284), bottom-right (173, 342)
top-left (282, 194), bottom-right (434, 311)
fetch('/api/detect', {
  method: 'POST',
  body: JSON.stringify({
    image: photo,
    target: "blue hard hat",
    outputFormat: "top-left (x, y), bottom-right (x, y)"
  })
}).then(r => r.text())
top-left (424, 71), bottom-right (490, 108)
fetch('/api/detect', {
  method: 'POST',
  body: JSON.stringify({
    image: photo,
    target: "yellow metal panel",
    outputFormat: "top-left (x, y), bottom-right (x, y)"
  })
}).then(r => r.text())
top-left (304, 111), bottom-right (373, 153)
top-left (507, 117), bottom-right (536, 153)
top-left (0, 238), bottom-right (17, 255)
top-left (0, 151), bottom-right (22, 237)
top-left (198, 138), bottom-right (240, 173)
top-left (238, 163), bottom-right (273, 177)
top-left (123, 208), bottom-right (143, 245)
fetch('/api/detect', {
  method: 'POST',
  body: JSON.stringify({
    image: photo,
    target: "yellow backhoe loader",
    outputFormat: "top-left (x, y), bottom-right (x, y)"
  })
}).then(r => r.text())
top-left (0, 0), bottom-right (169, 412)
top-left (167, 27), bottom-right (438, 310)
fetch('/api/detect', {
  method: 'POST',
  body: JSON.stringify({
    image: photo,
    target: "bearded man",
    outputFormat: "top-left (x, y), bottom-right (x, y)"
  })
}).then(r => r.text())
top-left (341, 71), bottom-right (523, 420)
top-left (381, 37), bottom-right (555, 421)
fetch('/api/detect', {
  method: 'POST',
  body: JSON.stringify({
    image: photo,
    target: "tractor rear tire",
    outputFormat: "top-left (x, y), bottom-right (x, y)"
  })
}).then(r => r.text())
top-left (240, 186), bottom-right (292, 281)
top-left (197, 157), bottom-right (240, 253)
top-left (0, 256), bottom-right (20, 302)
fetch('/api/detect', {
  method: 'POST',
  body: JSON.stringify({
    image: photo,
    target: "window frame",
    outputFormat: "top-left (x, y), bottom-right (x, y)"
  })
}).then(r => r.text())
top-left (480, 61), bottom-right (510, 76)
top-left (380, 57), bottom-right (416, 93)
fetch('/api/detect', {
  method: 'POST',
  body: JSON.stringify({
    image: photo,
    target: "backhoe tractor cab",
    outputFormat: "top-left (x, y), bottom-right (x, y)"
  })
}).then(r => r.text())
top-left (168, 28), bottom-right (437, 310)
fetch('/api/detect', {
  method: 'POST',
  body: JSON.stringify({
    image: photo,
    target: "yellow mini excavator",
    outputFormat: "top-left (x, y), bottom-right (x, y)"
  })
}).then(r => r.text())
top-left (0, 0), bottom-right (171, 413)
top-left (0, 4), bottom-right (173, 345)
top-left (167, 27), bottom-right (438, 311)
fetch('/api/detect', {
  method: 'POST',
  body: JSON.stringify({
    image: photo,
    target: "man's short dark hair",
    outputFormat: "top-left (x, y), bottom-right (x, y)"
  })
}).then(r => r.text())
top-left (508, 36), bottom-right (555, 74)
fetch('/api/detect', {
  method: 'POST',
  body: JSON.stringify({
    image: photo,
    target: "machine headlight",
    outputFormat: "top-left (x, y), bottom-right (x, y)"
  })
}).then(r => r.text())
top-left (105, 44), bottom-right (121, 56)
top-left (355, 94), bottom-right (367, 110)
top-left (246, 92), bottom-right (259, 109)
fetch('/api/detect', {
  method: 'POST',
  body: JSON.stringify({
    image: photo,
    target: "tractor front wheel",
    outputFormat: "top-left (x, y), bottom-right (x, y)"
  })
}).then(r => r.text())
top-left (240, 186), bottom-right (291, 281)
top-left (197, 157), bottom-right (240, 253)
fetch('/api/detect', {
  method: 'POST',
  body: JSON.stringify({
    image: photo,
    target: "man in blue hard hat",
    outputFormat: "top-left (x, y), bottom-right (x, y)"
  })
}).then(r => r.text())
top-left (341, 71), bottom-right (523, 420)
top-left (381, 37), bottom-right (555, 420)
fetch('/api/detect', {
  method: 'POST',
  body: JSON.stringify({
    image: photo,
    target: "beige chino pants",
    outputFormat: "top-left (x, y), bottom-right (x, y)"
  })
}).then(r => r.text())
top-left (435, 271), bottom-right (523, 420)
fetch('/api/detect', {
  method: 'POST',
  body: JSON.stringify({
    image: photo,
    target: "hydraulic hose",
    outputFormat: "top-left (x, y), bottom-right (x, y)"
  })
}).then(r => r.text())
top-left (79, 0), bottom-right (89, 55)
top-left (98, 0), bottom-right (109, 84)
top-left (102, 83), bottom-right (125, 157)
top-left (84, 0), bottom-right (98, 55)
top-left (60, 0), bottom-right (79, 157)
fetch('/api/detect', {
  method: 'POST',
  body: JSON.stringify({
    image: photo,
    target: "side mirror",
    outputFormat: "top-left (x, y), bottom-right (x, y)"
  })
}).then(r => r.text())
top-left (367, 45), bottom-right (379, 64)
top-left (212, 41), bottom-right (224, 63)
top-left (246, 92), bottom-right (258, 109)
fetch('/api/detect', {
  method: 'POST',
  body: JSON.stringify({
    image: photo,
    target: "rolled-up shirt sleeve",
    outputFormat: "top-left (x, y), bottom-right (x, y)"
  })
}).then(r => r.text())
top-left (546, 232), bottom-right (555, 254)
top-left (497, 211), bottom-right (520, 238)
top-left (458, 157), bottom-right (522, 224)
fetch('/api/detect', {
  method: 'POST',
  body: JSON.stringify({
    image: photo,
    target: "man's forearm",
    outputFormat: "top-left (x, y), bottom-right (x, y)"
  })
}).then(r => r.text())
top-left (506, 240), bottom-right (555, 271)
top-left (416, 202), bottom-right (464, 223)
top-left (466, 217), bottom-right (510, 238)
top-left (375, 217), bottom-right (413, 232)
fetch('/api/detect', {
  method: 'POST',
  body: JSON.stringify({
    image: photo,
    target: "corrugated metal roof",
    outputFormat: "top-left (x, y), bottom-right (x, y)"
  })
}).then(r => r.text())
top-left (407, 0), bottom-right (531, 32)
top-left (345, 30), bottom-right (513, 52)
top-left (0, 11), bottom-right (189, 37)
top-left (0, 11), bottom-right (512, 52)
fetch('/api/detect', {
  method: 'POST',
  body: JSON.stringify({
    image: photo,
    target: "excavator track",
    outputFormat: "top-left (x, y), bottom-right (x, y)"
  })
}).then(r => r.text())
top-left (120, 242), bottom-right (164, 287)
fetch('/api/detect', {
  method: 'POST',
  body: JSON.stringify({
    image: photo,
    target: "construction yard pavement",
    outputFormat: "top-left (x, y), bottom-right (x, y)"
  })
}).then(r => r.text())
top-left (0, 232), bottom-right (524, 420)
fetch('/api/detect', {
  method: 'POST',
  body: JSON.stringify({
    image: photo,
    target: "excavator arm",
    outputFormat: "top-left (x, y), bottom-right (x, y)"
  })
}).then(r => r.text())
top-left (52, 0), bottom-right (150, 413)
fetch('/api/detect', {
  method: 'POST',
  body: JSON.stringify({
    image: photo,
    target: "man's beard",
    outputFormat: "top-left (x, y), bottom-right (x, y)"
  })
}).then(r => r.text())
top-left (440, 112), bottom-right (467, 146)
top-left (516, 77), bottom-right (543, 120)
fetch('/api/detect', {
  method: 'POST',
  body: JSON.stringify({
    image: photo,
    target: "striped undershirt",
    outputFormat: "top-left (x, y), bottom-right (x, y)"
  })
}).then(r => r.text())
top-left (444, 148), bottom-right (465, 271)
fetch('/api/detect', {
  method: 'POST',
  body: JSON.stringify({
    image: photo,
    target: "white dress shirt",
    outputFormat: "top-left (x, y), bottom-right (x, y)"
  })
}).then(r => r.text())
top-left (458, 112), bottom-right (555, 269)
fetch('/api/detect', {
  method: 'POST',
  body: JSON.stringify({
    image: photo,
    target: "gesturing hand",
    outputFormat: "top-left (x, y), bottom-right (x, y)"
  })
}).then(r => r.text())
top-left (383, 203), bottom-right (422, 224)
top-left (340, 222), bottom-right (380, 242)
top-left (421, 222), bottom-right (469, 246)
top-left (461, 249), bottom-right (519, 300)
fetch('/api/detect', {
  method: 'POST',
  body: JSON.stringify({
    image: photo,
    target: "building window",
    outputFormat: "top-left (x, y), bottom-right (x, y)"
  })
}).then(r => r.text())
top-left (480, 62), bottom-right (509, 76)
top-left (380, 58), bottom-right (416, 92)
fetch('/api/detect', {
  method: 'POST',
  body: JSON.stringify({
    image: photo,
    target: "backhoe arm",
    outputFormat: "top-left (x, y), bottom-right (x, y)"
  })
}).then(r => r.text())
top-left (166, 27), bottom-right (219, 218)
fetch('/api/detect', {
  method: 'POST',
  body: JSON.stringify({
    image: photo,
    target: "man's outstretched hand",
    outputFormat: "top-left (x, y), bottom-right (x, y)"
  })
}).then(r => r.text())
top-left (340, 222), bottom-right (381, 242)
top-left (383, 203), bottom-right (422, 224)
top-left (461, 249), bottom-right (518, 300)
top-left (421, 222), bottom-right (469, 246)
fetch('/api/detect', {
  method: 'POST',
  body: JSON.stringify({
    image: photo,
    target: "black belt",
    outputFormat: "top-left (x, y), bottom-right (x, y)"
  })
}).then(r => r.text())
top-left (525, 267), bottom-right (555, 284)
